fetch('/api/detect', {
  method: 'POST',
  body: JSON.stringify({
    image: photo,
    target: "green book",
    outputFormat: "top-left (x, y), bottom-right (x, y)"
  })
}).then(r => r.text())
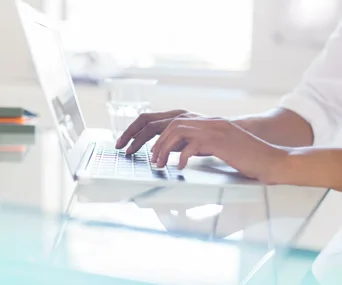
top-left (0, 107), bottom-right (38, 118)
top-left (0, 132), bottom-right (36, 145)
top-left (0, 121), bottom-right (37, 134)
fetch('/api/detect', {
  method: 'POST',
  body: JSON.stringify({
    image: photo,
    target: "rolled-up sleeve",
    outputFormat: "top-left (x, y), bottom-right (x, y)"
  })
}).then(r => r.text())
top-left (280, 20), bottom-right (342, 145)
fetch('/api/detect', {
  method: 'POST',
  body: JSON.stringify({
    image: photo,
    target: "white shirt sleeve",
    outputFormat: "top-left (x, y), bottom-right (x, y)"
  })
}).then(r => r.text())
top-left (279, 20), bottom-right (342, 145)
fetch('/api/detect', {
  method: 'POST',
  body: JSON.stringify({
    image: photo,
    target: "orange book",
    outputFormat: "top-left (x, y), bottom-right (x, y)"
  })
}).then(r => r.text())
top-left (0, 117), bottom-right (31, 124)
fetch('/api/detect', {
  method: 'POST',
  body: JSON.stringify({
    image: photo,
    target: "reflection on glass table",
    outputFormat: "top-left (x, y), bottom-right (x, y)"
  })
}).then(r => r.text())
top-left (0, 204), bottom-right (251, 285)
top-left (0, 197), bottom-right (324, 285)
top-left (65, 184), bottom-right (328, 284)
top-left (0, 133), bottom-right (35, 163)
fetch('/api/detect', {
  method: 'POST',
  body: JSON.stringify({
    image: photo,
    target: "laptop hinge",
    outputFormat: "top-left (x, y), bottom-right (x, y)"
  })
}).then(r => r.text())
top-left (75, 143), bottom-right (96, 179)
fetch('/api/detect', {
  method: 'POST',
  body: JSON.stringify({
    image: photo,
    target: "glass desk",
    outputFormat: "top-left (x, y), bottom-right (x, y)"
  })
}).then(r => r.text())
top-left (0, 129), bottom-right (328, 284)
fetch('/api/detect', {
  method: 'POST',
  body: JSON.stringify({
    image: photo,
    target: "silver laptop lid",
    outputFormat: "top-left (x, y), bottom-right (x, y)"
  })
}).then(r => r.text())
top-left (17, 1), bottom-right (89, 177)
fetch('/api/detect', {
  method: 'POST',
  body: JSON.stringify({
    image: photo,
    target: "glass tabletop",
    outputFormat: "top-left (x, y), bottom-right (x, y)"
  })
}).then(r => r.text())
top-left (0, 129), bottom-right (329, 284)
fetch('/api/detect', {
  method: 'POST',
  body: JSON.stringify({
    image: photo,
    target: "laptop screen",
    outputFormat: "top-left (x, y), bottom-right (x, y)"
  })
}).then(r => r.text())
top-left (25, 20), bottom-right (85, 152)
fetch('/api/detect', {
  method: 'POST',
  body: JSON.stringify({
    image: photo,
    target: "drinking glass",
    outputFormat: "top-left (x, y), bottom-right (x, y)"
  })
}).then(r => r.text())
top-left (105, 78), bottom-right (157, 138)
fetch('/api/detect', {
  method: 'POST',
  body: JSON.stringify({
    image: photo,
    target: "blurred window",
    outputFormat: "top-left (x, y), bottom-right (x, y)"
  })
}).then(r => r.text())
top-left (62, 0), bottom-right (254, 74)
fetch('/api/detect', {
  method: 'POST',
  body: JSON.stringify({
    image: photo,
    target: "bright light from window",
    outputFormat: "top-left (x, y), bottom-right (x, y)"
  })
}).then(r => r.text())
top-left (63, 0), bottom-right (253, 72)
top-left (290, 0), bottom-right (337, 28)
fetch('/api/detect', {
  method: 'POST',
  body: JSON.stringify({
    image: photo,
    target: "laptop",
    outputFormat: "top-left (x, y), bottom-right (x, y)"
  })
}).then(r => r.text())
top-left (17, 1), bottom-right (259, 199)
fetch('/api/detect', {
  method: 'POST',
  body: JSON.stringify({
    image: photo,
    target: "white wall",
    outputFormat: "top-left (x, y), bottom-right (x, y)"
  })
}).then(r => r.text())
top-left (0, 0), bottom-right (37, 82)
top-left (0, 0), bottom-right (65, 84)
top-left (25, 0), bottom-right (44, 8)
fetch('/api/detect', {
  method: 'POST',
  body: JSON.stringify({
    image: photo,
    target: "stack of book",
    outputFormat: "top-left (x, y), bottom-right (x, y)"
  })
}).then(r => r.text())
top-left (0, 107), bottom-right (38, 134)
top-left (0, 108), bottom-right (37, 162)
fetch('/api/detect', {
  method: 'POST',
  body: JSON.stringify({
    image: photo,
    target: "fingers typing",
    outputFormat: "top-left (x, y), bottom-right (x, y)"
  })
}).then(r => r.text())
top-left (153, 125), bottom-right (202, 166)
top-left (116, 110), bottom-right (187, 149)
top-left (126, 120), bottom-right (168, 154)
top-left (179, 142), bottom-right (200, 170)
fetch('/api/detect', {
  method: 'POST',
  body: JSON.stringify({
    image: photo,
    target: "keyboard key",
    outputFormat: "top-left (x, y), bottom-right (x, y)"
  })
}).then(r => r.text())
top-left (152, 170), bottom-right (168, 180)
top-left (134, 165), bottom-right (149, 170)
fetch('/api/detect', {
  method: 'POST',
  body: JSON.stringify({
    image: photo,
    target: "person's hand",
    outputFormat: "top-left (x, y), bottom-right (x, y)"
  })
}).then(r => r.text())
top-left (152, 125), bottom-right (228, 170)
top-left (151, 118), bottom-right (232, 168)
top-left (115, 109), bottom-right (210, 154)
top-left (151, 117), bottom-right (287, 181)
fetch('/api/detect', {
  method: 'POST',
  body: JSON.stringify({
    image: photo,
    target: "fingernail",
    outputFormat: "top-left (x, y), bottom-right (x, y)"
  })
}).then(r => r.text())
top-left (116, 137), bottom-right (122, 148)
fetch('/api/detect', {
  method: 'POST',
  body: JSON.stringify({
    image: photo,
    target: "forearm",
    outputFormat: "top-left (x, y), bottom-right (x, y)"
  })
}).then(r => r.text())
top-left (215, 121), bottom-right (342, 190)
top-left (232, 108), bottom-right (314, 147)
top-left (270, 148), bottom-right (342, 191)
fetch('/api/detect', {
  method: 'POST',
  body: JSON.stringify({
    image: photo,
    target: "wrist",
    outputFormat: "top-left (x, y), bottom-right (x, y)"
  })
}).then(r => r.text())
top-left (232, 117), bottom-right (262, 135)
top-left (259, 146), bottom-right (291, 185)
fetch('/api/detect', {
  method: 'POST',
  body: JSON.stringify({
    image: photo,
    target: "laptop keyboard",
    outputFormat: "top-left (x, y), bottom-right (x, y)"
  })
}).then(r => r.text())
top-left (88, 143), bottom-right (185, 181)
